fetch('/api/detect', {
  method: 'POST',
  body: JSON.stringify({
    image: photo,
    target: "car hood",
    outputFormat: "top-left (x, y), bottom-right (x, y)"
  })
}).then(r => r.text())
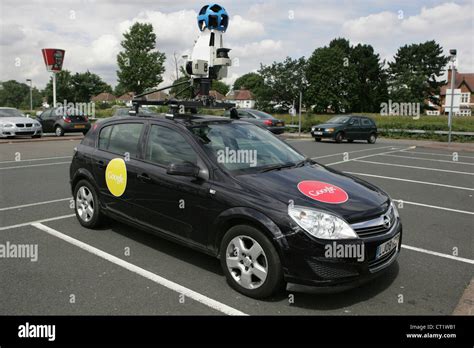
top-left (313, 123), bottom-right (343, 129)
top-left (0, 117), bottom-right (37, 124)
top-left (236, 163), bottom-right (389, 223)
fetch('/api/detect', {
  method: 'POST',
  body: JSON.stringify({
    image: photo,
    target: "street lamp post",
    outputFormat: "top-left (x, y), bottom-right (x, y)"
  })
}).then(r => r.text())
top-left (447, 49), bottom-right (457, 144)
top-left (26, 79), bottom-right (33, 112)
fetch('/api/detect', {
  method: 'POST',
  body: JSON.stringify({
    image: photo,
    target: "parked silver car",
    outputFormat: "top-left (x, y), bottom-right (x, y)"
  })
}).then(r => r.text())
top-left (0, 107), bottom-right (42, 138)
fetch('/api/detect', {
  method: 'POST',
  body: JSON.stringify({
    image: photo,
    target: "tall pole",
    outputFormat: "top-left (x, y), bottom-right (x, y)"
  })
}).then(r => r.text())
top-left (448, 49), bottom-right (456, 145)
top-left (26, 79), bottom-right (32, 111)
top-left (298, 90), bottom-right (302, 137)
top-left (52, 73), bottom-right (57, 107)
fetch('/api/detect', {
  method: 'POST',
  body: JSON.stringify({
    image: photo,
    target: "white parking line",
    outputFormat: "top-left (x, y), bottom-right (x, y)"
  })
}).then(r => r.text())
top-left (353, 159), bottom-right (474, 176)
top-left (401, 150), bottom-right (474, 159)
top-left (0, 197), bottom-right (72, 212)
top-left (378, 154), bottom-right (474, 166)
top-left (0, 161), bottom-right (70, 170)
top-left (325, 146), bottom-right (415, 166)
top-left (0, 156), bottom-right (71, 164)
top-left (311, 146), bottom-right (396, 160)
top-left (31, 222), bottom-right (247, 316)
top-left (393, 199), bottom-right (474, 215)
top-left (344, 172), bottom-right (474, 191)
top-left (0, 214), bottom-right (75, 231)
top-left (401, 245), bottom-right (474, 265)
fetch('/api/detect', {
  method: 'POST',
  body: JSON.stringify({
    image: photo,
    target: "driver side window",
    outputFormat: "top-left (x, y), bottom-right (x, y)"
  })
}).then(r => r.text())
top-left (146, 125), bottom-right (197, 166)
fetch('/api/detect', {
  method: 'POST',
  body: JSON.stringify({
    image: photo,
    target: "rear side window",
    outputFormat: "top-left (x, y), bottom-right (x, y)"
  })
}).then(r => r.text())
top-left (146, 125), bottom-right (197, 166)
top-left (351, 118), bottom-right (360, 126)
top-left (98, 123), bottom-right (143, 158)
top-left (361, 118), bottom-right (372, 126)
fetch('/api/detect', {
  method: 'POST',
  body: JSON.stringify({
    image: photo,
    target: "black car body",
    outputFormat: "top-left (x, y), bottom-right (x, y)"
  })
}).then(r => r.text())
top-left (224, 108), bottom-right (285, 134)
top-left (38, 107), bottom-right (91, 136)
top-left (311, 115), bottom-right (378, 143)
top-left (70, 114), bottom-right (401, 298)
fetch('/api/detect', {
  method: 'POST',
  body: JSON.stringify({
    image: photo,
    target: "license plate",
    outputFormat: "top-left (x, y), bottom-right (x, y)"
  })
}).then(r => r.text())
top-left (314, 131), bottom-right (323, 135)
top-left (74, 125), bottom-right (85, 129)
top-left (376, 233), bottom-right (400, 259)
top-left (276, 123), bottom-right (283, 126)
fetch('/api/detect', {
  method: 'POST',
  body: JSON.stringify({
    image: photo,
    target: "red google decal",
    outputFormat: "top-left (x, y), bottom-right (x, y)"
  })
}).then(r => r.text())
top-left (297, 180), bottom-right (349, 204)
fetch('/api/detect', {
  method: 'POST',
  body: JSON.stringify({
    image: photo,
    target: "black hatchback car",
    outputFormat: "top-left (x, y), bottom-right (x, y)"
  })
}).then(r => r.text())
top-left (311, 115), bottom-right (378, 143)
top-left (38, 107), bottom-right (91, 136)
top-left (70, 113), bottom-right (401, 298)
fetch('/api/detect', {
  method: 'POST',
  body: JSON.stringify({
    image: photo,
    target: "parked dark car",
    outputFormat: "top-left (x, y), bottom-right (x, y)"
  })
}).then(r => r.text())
top-left (70, 113), bottom-right (401, 299)
top-left (37, 107), bottom-right (91, 136)
top-left (224, 108), bottom-right (285, 134)
top-left (311, 115), bottom-right (378, 144)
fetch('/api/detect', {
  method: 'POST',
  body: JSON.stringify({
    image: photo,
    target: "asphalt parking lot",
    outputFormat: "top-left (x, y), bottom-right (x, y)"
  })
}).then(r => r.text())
top-left (1, 136), bottom-right (473, 315)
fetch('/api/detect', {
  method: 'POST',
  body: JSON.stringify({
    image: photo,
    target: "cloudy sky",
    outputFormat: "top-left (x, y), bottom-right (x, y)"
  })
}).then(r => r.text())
top-left (0, 0), bottom-right (473, 90)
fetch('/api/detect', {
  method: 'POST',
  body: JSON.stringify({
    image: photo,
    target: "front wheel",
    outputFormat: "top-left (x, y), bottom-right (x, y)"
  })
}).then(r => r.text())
top-left (220, 225), bottom-right (283, 299)
top-left (314, 137), bottom-right (321, 142)
top-left (368, 133), bottom-right (377, 144)
top-left (335, 132), bottom-right (344, 143)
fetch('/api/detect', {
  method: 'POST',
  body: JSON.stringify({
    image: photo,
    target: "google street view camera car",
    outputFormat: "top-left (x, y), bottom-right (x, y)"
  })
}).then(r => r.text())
top-left (132, 3), bottom-right (234, 116)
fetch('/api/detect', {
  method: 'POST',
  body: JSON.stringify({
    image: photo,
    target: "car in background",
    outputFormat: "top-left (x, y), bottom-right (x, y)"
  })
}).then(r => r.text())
top-left (37, 107), bottom-right (91, 136)
top-left (311, 115), bottom-right (378, 144)
top-left (0, 107), bottom-right (42, 138)
top-left (224, 108), bottom-right (285, 134)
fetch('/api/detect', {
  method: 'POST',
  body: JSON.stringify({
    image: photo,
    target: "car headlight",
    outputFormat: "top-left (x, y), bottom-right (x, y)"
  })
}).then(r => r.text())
top-left (390, 200), bottom-right (399, 219)
top-left (35, 123), bottom-right (42, 128)
top-left (326, 128), bottom-right (334, 132)
top-left (311, 126), bottom-right (316, 131)
top-left (3, 123), bottom-right (14, 128)
top-left (288, 204), bottom-right (358, 239)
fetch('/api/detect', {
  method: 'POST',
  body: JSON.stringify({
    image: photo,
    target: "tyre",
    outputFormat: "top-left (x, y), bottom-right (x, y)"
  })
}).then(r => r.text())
top-left (335, 132), bottom-right (344, 143)
top-left (32, 134), bottom-right (42, 139)
top-left (314, 137), bottom-right (321, 142)
top-left (74, 179), bottom-right (104, 228)
top-left (220, 225), bottom-right (283, 299)
top-left (82, 130), bottom-right (88, 135)
top-left (55, 126), bottom-right (64, 137)
top-left (368, 133), bottom-right (377, 144)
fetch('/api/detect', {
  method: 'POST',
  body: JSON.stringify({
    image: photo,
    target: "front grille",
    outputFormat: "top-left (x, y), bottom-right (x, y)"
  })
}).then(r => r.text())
top-left (351, 205), bottom-right (395, 239)
top-left (16, 123), bottom-right (24, 127)
top-left (15, 131), bottom-right (34, 135)
top-left (368, 248), bottom-right (397, 272)
top-left (26, 123), bottom-right (32, 127)
top-left (306, 259), bottom-right (359, 279)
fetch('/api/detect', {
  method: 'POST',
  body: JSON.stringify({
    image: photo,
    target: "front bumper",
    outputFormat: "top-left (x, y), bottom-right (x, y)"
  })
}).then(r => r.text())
top-left (311, 129), bottom-right (336, 139)
top-left (62, 122), bottom-right (91, 132)
top-left (279, 217), bottom-right (402, 290)
top-left (1, 125), bottom-right (42, 137)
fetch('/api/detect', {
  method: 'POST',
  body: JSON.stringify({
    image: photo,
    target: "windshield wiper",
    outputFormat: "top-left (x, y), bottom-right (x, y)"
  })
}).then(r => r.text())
top-left (259, 162), bottom-right (296, 173)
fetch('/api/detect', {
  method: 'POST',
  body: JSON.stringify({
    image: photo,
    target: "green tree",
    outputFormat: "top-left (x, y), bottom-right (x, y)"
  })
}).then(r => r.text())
top-left (233, 72), bottom-right (264, 92)
top-left (388, 40), bottom-right (449, 108)
top-left (43, 70), bottom-right (74, 105)
top-left (257, 57), bottom-right (307, 111)
top-left (116, 22), bottom-right (166, 94)
top-left (211, 80), bottom-right (230, 96)
top-left (0, 80), bottom-right (43, 109)
top-left (71, 71), bottom-right (112, 102)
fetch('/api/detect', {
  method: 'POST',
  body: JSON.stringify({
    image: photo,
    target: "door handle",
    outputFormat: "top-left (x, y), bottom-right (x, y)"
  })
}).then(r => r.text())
top-left (137, 173), bottom-right (152, 183)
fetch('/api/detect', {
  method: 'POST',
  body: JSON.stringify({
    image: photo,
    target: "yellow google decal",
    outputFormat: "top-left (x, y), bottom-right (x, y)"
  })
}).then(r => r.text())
top-left (105, 158), bottom-right (127, 197)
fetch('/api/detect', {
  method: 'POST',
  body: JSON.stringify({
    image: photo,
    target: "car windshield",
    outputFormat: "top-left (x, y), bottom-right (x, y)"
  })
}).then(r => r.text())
top-left (0, 109), bottom-right (24, 118)
top-left (189, 122), bottom-right (305, 174)
top-left (327, 116), bottom-right (350, 124)
top-left (247, 110), bottom-right (273, 119)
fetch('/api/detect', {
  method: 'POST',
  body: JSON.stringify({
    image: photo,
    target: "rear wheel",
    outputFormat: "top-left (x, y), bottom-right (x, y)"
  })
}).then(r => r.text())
top-left (368, 133), bottom-right (377, 144)
top-left (335, 132), bottom-right (344, 143)
top-left (220, 225), bottom-right (283, 299)
top-left (55, 126), bottom-right (64, 137)
top-left (74, 179), bottom-right (104, 228)
top-left (314, 137), bottom-right (321, 142)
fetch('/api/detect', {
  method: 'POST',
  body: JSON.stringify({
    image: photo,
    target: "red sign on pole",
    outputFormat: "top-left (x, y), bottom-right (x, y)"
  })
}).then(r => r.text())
top-left (41, 48), bottom-right (65, 72)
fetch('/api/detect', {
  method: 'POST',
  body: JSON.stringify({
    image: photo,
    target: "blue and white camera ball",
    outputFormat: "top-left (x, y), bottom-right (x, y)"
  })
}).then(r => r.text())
top-left (197, 4), bottom-right (229, 32)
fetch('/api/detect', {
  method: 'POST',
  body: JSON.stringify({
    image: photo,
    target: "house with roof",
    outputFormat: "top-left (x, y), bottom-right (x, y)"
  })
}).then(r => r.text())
top-left (440, 71), bottom-right (473, 116)
top-left (91, 92), bottom-right (116, 104)
top-left (144, 91), bottom-right (169, 101)
top-left (116, 92), bottom-right (134, 106)
top-left (226, 89), bottom-right (255, 108)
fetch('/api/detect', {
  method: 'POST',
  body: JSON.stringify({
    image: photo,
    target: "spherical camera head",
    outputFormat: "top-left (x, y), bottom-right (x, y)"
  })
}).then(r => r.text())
top-left (197, 4), bottom-right (229, 32)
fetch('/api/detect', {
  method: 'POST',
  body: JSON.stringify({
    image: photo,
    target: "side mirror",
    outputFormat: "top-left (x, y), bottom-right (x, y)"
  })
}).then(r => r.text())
top-left (349, 120), bottom-right (354, 125)
top-left (167, 162), bottom-right (200, 177)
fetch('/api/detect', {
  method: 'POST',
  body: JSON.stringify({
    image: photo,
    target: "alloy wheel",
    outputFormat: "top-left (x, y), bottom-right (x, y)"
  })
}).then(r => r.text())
top-left (76, 186), bottom-right (94, 222)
